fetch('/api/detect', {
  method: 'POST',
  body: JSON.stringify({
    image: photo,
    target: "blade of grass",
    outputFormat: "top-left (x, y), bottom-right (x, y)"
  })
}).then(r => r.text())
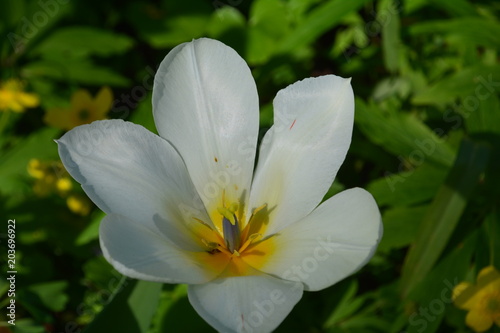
top-left (400, 138), bottom-right (490, 297)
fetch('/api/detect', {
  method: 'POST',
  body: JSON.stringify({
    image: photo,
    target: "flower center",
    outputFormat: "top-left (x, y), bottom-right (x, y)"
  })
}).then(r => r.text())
top-left (78, 109), bottom-right (90, 120)
top-left (193, 200), bottom-right (270, 257)
top-left (483, 291), bottom-right (500, 314)
top-left (187, 194), bottom-right (276, 277)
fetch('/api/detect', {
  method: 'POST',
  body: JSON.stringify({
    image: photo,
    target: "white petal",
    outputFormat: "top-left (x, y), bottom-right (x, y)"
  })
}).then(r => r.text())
top-left (153, 38), bottom-right (259, 220)
top-left (248, 188), bottom-right (382, 291)
top-left (249, 75), bottom-right (354, 235)
top-left (188, 275), bottom-right (303, 333)
top-left (57, 120), bottom-right (210, 250)
top-left (100, 214), bottom-right (228, 284)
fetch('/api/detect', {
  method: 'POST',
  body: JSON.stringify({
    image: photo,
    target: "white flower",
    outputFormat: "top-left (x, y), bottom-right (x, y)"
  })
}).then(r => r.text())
top-left (57, 38), bottom-right (382, 333)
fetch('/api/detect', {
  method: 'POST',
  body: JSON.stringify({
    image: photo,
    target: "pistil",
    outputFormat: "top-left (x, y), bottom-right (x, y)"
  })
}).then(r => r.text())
top-left (222, 215), bottom-right (241, 253)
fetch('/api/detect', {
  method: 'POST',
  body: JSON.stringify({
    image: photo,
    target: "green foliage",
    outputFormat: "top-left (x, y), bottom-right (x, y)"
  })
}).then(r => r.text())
top-left (1, 0), bottom-right (500, 332)
top-left (82, 279), bottom-right (162, 333)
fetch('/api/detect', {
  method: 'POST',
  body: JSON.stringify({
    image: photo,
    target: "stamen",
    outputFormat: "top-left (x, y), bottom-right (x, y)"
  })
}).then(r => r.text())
top-left (216, 243), bottom-right (233, 256)
top-left (201, 238), bottom-right (218, 250)
top-left (241, 203), bottom-right (267, 241)
top-left (192, 217), bottom-right (213, 230)
top-left (249, 204), bottom-right (268, 222)
top-left (238, 233), bottom-right (261, 253)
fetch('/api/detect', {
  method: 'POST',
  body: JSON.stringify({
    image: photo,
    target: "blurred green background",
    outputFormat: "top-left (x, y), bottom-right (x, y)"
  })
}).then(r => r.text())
top-left (1, 0), bottom-right (500, 332)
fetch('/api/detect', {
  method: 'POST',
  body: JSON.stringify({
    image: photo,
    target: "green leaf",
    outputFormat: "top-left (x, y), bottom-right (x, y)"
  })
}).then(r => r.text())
top-left (17, 281), bottom-right (69, 323)
top-left (75, 210), bottom-right (105, 246)
top-left (276, 0), bottom-right (371, 55)
top-left (246, 0), bottom-right (290, 65)
top-left (27, 281), bottom-right (69, 312)
top-left (412, 65), bottom-right (500, 106)
top-left (129, 94), bottom-right (157, 135)
top-left (409, 18), bottom-right (500, 49)
top-left (378, 205), bottom-right (427, 252)
top-left (355, 99), bottom-right (456, 169)
top-left (156, 285), bottom-right (215, 332)
top-left (22, 59), bottom-right (131, 86)
top-left (465, 94), bottom-right (500, 135)
top-left (372, 77), bottom-right (411, 101)
top-left (323, 280), bottom-right (361, 328)
top-left (10, 319), bottom-right (46, 333)
top-left (125, 1), bottom-right (211, 48)
top-left (428, 0), bottom-right (478, 17)
top-left (404, 229), bottom-right (477, 333)
top-left (30, 26), bottom-right (134, 59)
top-left (368, 163), bottom-right (448, 207)
top-left (331, 24), bottom-right (366, 58)
top-left (0, 127), bottom-right (59, 195)
top-left (379, 0), bottom-right (402, 73)
top-left (2, 0), bottom-right (71, 55)
top-left (83, 256), bottom-right (119, 291)
top-left (0, 0), bottom-right (26, 29)
top-left (400, 138), bottom-right (490, 297)
top-left (206, 6), bottom-right (246, 52)
top-left (485, 209), bottom-right (500, 268)
top-left (83, 278), bottom-right (162, 333)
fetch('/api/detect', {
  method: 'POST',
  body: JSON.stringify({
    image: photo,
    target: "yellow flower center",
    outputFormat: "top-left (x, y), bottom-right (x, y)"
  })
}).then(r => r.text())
top-left (78, 109), bottom-right (91, 121)
top-left (483, 290), bottom-right (500, 314)
top-left (190, 199), bottom-right (276, 277)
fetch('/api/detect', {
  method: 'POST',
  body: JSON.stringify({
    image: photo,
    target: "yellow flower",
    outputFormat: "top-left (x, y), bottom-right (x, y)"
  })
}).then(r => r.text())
top-left (0, 79), bottom-right (39, 112)
top-left (27, 159), bottom-right (46, 179)
top-left (66, 194), bottom-right (92, 216)
top-left (27, 159), bottom-right (92, 214)
top-left (56, 178), bottom-right (73, 193)
top-left (44, 87), bottom-right (113, 130)
top-left (453, 266), bottom-right (500, 332)
top-left (27, 158), bottom-right (73, 197)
